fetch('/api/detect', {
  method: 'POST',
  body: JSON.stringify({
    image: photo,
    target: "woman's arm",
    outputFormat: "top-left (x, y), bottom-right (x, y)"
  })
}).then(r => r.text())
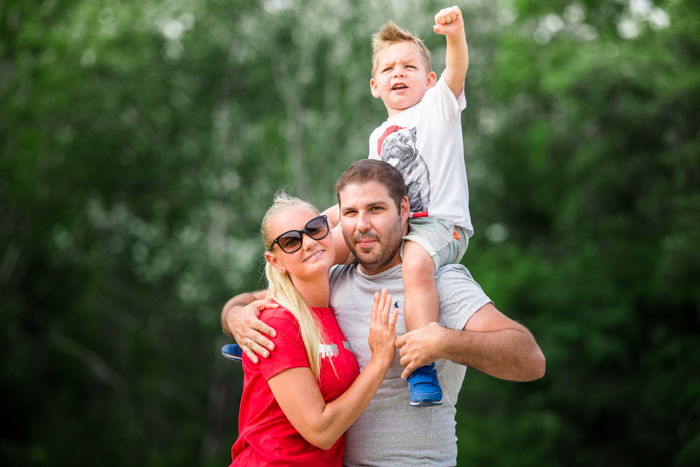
top-left (267, 290), bottom-right (398, 450)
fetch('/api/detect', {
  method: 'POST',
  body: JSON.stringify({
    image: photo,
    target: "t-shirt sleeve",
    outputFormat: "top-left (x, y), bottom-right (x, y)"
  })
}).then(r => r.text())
top-left (368, 126), bottom-right (382, 159)
top-left (256, 312), bottom-right (310, 380)
top-left (436, 264), bottom-right (492, 331)
top-left (423, 74), bottom-right (467, 123)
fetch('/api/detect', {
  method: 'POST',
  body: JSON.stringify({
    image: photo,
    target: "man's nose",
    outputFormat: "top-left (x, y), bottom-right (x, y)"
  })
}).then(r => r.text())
top-left (356, 212), bottom-right (371, 231)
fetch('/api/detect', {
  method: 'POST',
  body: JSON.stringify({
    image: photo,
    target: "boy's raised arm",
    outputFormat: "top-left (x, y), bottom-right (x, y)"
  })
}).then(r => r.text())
top-left (433, 6), bottom-right (469, 98)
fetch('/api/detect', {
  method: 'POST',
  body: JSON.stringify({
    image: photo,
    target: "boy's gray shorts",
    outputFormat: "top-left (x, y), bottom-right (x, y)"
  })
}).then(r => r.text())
top-left (402, 217), bottom-right (469, 270)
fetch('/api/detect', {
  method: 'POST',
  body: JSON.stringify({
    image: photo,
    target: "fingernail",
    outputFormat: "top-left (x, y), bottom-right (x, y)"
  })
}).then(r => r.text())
top-left (268, 344), bottom-right (274, 350)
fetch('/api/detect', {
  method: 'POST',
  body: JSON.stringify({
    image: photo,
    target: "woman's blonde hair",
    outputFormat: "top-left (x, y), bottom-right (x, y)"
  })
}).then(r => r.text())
top-left (261, 191), bottom-right (326, 378)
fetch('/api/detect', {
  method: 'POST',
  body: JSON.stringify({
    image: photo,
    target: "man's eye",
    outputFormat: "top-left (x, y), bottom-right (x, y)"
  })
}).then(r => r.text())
top-left (370, 206), bottom-right (383, 212)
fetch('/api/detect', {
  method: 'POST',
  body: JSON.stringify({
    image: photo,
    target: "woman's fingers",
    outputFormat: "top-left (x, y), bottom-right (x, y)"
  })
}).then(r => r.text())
top-left (371, 291), bottom-right (380, 324)
top-left (380, 293), bottom-right (392, 324)
top-left (389, 306), bottom-right (399, 331)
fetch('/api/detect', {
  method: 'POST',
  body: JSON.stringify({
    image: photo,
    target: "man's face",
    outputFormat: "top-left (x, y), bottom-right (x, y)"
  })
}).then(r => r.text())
top-left (338, 181), bottom-right (409, 275)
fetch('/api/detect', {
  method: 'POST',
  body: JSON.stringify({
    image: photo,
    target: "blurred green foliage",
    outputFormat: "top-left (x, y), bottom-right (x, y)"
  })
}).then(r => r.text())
top-left (1, 0), bottom-right (698, 465)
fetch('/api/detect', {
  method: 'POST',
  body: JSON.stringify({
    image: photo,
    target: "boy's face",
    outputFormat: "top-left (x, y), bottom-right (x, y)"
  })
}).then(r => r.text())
top-left (370, 41), bottom-right (436, 117)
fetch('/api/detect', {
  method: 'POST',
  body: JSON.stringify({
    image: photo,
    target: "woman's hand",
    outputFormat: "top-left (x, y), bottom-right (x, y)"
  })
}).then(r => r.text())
top-left (367, 289), bottom-right (399, 366)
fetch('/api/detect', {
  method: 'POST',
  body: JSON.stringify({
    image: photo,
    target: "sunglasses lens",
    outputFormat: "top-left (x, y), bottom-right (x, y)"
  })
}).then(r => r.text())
top-left (306, 216), bottom-right (329, 239)
top-left (278, 233), bottom-right (302, 252)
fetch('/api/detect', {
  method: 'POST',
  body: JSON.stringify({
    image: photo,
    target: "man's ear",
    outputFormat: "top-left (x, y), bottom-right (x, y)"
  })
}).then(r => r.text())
top-left (400, 196), bottom-right (410, 225)
top-left (370, 78), bottom-right (380, 98)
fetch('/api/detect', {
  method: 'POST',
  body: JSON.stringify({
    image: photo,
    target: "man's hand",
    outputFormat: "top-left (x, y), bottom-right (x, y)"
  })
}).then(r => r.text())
top-left (222, 296), bottom-right (278, 364)
top-left (433, 6), bottom-right (464, 37)
top-left (395, 322), bottom-right (446, 379)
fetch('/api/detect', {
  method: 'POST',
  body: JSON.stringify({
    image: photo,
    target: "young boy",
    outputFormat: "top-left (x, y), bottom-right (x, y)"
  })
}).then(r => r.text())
top-left (225, 6), bottom-right (472, 407)
top-left (326, 6), bottom-right (472, 407)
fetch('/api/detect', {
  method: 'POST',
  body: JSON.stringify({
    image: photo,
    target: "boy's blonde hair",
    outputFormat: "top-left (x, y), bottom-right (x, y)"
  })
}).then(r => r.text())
top-left (261, 192), bottom-right (327, 379)
top-left (371, 21), bottom-right (432, 76)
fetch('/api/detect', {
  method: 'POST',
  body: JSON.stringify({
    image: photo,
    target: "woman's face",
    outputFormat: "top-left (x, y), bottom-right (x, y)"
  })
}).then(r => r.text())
top-left (265, 205), bottom-right (335, 282)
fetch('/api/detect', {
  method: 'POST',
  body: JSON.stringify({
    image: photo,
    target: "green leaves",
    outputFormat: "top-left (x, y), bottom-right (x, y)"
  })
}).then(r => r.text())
top-left (1, 0), bottom-right (698, 465)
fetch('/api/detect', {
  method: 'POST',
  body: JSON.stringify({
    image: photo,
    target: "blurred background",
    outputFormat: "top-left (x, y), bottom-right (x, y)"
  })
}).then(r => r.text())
top-left (1, 0), bottom-right (698, 465)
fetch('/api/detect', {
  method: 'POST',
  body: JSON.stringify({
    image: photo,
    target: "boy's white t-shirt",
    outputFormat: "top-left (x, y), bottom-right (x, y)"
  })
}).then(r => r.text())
top-left (368, 74), bottom-right (473, 237)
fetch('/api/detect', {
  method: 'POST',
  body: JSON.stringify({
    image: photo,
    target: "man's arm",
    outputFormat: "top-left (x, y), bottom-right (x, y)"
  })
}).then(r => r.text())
top-left (221, 290), bottom-right (278, 363)
top-left (320, 204), bottom-right (353, 264)
top-left (395, 302), bottom-right (546, 381)
top-left (433, 6), bottom-right (469, 98)
top-left (321, 203), bottom-right (340, 228)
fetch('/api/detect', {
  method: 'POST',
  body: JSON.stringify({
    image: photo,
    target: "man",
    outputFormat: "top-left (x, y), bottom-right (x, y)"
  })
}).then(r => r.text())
top-left (221, 160), bottom-right (545, 466)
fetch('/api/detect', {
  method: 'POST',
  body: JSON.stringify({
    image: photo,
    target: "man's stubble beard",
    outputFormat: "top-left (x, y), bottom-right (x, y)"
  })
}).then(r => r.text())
top-left (348, 219), bottom-right (404, 274)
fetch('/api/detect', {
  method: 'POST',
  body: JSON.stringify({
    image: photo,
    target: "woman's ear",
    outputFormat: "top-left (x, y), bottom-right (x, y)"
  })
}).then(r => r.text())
top-left (265, 251), bottom-right (285, 275)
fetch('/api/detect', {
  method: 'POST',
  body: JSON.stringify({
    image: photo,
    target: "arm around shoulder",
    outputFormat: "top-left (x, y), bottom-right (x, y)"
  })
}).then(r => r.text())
top-left (221, 290), bottom-right (280, 363)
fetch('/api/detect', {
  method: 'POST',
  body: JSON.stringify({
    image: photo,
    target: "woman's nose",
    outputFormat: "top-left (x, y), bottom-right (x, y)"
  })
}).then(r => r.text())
top-left (302, 233), bottom-right (318, 249)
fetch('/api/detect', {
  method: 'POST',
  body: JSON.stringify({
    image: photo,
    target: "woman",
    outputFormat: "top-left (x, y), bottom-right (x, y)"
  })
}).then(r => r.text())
top-left (230, 192), bottom-right (398, 466)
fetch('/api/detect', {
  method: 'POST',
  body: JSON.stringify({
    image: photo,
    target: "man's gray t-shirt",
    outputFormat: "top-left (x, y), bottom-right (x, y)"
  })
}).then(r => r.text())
top-left (329, 263), bottom-right (492, 466)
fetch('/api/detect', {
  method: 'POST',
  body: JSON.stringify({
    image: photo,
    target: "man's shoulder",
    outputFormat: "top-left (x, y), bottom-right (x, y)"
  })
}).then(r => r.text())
top-left (435, 264), bottom-right (488, 303)
top-left (435, 264), bottom-right (491, 320)
top-left (435, 263), bottom-right (475, 282)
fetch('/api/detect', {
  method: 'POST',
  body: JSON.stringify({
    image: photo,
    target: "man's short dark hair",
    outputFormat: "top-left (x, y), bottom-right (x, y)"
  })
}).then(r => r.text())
top-left (335, 159), bottom-right (407, 211)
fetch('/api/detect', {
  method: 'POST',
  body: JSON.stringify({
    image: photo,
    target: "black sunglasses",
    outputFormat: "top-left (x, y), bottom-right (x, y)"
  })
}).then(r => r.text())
top-left (267, 215), bottom-right (330, 254)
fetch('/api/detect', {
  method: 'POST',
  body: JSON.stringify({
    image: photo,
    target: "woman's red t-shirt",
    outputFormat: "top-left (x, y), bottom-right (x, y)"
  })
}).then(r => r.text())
top-left (230, 304), bottom-right (360, 466)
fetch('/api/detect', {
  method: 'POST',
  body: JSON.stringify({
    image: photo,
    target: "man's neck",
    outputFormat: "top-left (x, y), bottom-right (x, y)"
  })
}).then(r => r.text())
top-left (358, 253), bottom-right (401, 276)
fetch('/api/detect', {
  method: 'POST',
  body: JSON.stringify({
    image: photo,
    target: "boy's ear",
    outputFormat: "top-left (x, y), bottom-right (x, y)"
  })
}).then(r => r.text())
top-left (370, 78), bottom-right (380, 98)
top-left (427, 71), bottom-right (437, 88)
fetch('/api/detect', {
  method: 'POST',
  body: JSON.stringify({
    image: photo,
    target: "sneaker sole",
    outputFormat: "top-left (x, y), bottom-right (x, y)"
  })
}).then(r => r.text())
top-left (409, 400), bottom-right (444, 407)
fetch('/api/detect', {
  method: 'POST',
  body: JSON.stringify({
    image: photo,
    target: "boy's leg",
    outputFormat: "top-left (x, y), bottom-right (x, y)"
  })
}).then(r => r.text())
top-left (402, 240), bottom-right (442, 406)
top-left (402, 240), bottom-right (438, 330)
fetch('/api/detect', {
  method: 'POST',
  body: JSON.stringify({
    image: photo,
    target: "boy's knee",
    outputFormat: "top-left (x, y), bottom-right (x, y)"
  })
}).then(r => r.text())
top-left (402, 248), bottom-right (436, 284)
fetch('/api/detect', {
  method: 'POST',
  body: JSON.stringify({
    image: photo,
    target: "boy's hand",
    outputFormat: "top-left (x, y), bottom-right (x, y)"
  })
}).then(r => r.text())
top-left (433, 6), bottom-right (464, 37)
top-left (433, 5), bottom-right (469, 97)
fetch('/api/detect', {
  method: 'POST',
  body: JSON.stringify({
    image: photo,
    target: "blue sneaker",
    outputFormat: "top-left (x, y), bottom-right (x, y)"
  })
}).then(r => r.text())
top-left (407, 363), bottom-right (443, 406)
top-left (221, 344), bottom-right (243, 362)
